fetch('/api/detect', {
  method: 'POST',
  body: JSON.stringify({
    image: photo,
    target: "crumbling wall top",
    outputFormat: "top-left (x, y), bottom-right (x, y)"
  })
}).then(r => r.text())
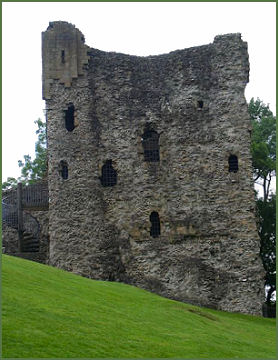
top-left (42, 21), bottom-right (90, 100)
top-left (42, 22), bottom-right (249, 100)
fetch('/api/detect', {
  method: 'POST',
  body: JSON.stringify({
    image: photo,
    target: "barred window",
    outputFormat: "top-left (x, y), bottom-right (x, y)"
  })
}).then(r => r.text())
top-left (142, 130), bottom-right (160, 162)
top-left (228, 155), bottom-right (238, 173)
top-left (60, 161), bottom-right (68, 180)
top-left (100, 160), bottom-right (117, 187)
top-left (65, 104), bottom-right (75, 132)
top-left (150, 211), bottom-right (160, 238)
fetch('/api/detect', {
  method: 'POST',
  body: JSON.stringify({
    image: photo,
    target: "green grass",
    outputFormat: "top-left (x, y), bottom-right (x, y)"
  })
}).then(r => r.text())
top-left (2, 254), bottom-right (276, 358)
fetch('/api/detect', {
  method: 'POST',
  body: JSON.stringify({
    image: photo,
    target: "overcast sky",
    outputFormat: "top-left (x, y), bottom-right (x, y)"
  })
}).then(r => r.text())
top-left (2, 2), bottom-right (276, 185)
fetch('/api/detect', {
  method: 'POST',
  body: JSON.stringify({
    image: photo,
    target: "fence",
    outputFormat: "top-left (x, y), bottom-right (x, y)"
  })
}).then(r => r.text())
top-left (21, 181), bottom-right (49, 209)
top-left (2, 181), bottom-right (48, 252)
top-left (2, 203), bottom-right (18, 229)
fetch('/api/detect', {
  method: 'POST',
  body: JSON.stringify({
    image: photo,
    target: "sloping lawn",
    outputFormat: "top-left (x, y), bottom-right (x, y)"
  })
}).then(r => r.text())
top-left (2, 254), bottom-right (276, 358)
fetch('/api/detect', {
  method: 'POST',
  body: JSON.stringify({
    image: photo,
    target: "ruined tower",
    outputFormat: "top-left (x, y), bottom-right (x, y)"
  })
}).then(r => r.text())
top-left (42, 21), bottom-right (265, 315)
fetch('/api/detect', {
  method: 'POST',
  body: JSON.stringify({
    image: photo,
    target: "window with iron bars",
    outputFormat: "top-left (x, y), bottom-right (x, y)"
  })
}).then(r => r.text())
top-left (150, 211), bottom-right (160, 238)
top-left (228, 155), bottom-right (238, 173)
top-left (100, 160), bottom-right (117, 187)
top-left (142, 130), bottom-right (160, 162)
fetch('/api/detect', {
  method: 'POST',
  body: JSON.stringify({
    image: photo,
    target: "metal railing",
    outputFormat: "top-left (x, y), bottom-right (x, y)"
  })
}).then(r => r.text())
top-left (22, 181), bottom-right (48, 209)
top-left (2, 202), bottom-right (18, 229)
top-left (2, 181), bottom-right (48, 252)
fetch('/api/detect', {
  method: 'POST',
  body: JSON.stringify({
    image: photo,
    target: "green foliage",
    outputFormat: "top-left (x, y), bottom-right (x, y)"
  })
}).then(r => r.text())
top-left (18, 118), bottom-right (47, 184)
top-left (2, 177), bottom-right (18, 190)
top-left (249, 98), bottom-right (276, 305)
top-left (248, 98), bottom-right (276, 200)
top-left (2, 119), bottom-right (47, 190)
top-left (256, 194), bottom-right (276, 303)
top-left (2, 255), bottom-right (276, 358)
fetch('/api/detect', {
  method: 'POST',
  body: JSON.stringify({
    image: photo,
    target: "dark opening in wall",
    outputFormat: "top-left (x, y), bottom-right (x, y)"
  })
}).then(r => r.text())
top-left (60, 161), bottom-right (68, 180)
top-left (142, 130), bottom-right (160, 162)
top-left (228, 155), bottom-right (238, 173)
top-left (150, 211), bottom-right (160, 238)
top-left (65, 105), bottom-right (75, 132)
top-left (198, 100), bottom-right (204, 109)
top-left (100, 160), bottom-right (117, 187)
top-left (61, 50), bottom-right (65, 64)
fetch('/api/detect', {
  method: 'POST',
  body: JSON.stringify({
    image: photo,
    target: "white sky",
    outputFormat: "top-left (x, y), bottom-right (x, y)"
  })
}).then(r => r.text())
top-left (2, 2), bottom-right (276, 186)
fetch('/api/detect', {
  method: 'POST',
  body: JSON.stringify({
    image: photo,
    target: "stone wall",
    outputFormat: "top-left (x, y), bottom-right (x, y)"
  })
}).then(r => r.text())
top-left (42, 22), bottom-right (265, 315)
top-left (2, 210), bottom-right (49, 264)
top-left (2, 224), bottom-right (18, 254)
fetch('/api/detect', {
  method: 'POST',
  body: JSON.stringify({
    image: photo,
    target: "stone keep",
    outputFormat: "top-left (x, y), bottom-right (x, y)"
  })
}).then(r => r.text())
top-left (42, 21), bottom-right (265, 315)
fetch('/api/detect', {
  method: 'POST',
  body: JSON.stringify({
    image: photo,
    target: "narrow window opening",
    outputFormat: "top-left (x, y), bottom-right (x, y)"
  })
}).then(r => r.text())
top-left (228, 155), bottom-right (238, 173)
top-left (198, 100), bottom-right (204, 109)
top-left (150, 211), bottom-right (160, 238)
top-left (142, 129), bottom-right (160, 162)
top-left (65, 104), bottom-right (75, 132)
top-left (61, 50), bottom-right (65, 64)
top-left (100, 160), bottom-right (117, 187)
top-left (60, 161), bottom-right (68, 180)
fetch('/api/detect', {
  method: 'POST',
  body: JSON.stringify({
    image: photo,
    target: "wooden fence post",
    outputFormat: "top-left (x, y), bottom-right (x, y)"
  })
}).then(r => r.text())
top-left (17, 182), bottom-right (23, 252)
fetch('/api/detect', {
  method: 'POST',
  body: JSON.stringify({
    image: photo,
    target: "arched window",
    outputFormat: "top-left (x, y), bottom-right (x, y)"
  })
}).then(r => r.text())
top-left (100, 160), bottom-right (117, 187)
top-left (65, 104), bottom-right (75, 132)
top-left (59, 161), bottom-right (68, 180)
top-left (150, 211), bottom-right (160, 238)
top-left (228, 155), bottom-right (238, 173)
top-left (142, 130), bottom-right (160, 162)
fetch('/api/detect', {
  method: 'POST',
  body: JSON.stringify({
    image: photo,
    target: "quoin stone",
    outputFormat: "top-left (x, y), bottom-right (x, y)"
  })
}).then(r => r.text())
top-left (42, 21), bottom-right (265, 315)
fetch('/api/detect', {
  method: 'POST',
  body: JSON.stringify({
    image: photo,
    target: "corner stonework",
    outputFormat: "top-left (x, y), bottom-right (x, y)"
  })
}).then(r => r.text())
top-left (42, 21), bottom-right (90, 100)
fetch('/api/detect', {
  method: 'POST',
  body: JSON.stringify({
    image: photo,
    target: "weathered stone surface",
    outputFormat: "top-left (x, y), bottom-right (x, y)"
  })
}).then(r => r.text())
top-left (2, 210), bottom-right (49, 264)
top-left (42, 22), bottom-right (265, 315)
top-left (42, 21), bottom-right (90, 99)
top-left (2, 224), bottom-right (18, 254)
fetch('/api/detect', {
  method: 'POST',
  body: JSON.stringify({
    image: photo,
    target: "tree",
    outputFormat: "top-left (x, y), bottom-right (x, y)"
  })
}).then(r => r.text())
top-left (248, 98), bottom-right (276, 201)
top-left (2, 119), bottom-right (47, 190)
top-left (256, 194), bottom-right (276, 304)
top-left (248, 98), bottom-right (276, 308)
top-left (2, 177), bottom-right (19, 190)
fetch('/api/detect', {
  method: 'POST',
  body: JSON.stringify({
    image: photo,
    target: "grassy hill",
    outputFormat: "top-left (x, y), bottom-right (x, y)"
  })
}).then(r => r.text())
top-left (2, 254), bottom-right (276, 358)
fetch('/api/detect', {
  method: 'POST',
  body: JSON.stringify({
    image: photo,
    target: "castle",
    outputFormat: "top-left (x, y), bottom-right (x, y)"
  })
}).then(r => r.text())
top-left (40, 21), bottom-right (265, 315)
